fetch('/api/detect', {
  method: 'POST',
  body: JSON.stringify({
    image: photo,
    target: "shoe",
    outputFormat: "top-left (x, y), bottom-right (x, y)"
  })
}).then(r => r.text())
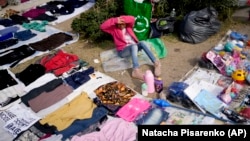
top-left (154, 60), bottom-right (161, 77)
top-left (132, 68), bottom-right (144, 81)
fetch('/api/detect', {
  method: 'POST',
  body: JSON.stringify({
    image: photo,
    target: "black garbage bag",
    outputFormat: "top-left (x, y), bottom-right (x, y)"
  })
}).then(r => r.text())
top-left (179, 6), bottom-right (221, 44)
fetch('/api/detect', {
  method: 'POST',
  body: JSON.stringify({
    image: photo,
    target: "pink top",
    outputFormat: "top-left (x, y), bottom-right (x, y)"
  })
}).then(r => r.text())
top-left (100, 15), bottom-right (139, 51)
top-left (116, 98), bottom-right (151, 122)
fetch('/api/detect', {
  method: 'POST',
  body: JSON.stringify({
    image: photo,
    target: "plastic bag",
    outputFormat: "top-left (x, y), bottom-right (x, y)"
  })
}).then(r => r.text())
top-left (179, 6), bottom-right (221, 44)
top-left (144, 38), bottom-right (167, 59)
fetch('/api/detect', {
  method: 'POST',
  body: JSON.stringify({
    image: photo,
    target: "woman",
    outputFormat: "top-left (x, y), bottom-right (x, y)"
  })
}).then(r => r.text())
top-left (100, 15), bottom-right (161, 80)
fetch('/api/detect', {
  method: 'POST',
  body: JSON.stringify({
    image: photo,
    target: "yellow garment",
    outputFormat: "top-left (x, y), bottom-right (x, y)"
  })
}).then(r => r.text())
top-left (39, 92), bottom-right (97, 131)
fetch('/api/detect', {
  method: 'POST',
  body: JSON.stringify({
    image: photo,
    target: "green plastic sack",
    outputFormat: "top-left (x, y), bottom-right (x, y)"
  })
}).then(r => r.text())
top-left (144, 38), bottom-right (167, 59)
top-left (123, 0), bottom-right (152, 41)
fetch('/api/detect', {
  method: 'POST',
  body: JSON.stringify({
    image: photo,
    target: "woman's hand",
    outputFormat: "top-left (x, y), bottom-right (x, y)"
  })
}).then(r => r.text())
top-left (117, 17), bottom-right (125, 24)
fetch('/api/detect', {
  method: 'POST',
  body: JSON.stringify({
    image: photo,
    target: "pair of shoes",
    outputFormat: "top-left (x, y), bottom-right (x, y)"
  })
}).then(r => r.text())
top-left (154, 60), bottom-right (161, 77)
top-left (132, 68), bottom-right (144, 81)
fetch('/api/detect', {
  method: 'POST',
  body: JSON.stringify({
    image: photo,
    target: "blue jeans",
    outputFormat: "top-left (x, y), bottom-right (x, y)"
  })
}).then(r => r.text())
top-left (135, 107), bottom-right (169, 125)
top-left (56, 106), bottom-right (108, 140)
top-left (117, 41), bottom-right (156, 69)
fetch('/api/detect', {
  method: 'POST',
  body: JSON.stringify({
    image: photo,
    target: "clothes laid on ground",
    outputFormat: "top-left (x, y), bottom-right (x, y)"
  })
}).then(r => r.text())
top-left (0, 38), bottom-right (19, 50)
top-left (116, 98), bottom-right (151, 122)
top-left (29, 32), bottom-right (73, 51)
top-left (36, 0), bottom-right (89, 17)
top-left (0, 25), bottom-right (20, 37)
top-left (0, 69), bottom-right (18, 90)
top-left (0, 45), bottom-right (36, 68)
top-left (0, 19), bottom-right (16, 27)
top-left (28, 83), bottom-right (73, 112)
top-left (15, 64), bottom-right (46, 86)
top-left (22, 20), bottom-right (48, 32)
top-left (70, 117), bottom-right (137, 141)
top-left (0, 96), bottom-right (20, 107)
top-left (21, 78), bottom-right (64, 106)
top-left (56, 106), bottom-right (108, 140)
top-left (22, 8), bottom-right (47, 19)
top-left (14, 29), bottom-right (37, 41)
top-left (32, 14), bottom-right (58, 22)
top-left (0, 32), bottom-right (14, 41)
top-left (135, 107), bottom-right (169, 125)
top-left (9, 14), bottom-right (30, 25)
top-left (23, 73), bottom-right (57, 94)
top-left (64, 66), bottom-right (94, 89)
top-left (0, 69), bottom-right (24, 104)
top-left (39, 50), bottom-right (79, 76)
top-left (39, 92), bottom-right (97, 131)
top-left (0, 83), bottom-right (23, 105)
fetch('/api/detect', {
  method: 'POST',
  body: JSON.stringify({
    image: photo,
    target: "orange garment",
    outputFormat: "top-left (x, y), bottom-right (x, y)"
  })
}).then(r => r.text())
top-left (39, 92), bottom-right (96, 131)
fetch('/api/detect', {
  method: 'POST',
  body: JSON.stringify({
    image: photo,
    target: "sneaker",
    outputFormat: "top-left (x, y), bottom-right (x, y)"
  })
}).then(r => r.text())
top-left (154, 60), bottom-right (161, 77)
top-left (132, 68), bottom-right (144, 81)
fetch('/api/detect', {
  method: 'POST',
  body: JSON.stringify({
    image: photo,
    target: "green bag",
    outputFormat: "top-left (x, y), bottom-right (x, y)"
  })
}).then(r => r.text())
top-left (123, 0), bottom-right (152, 41)
top-left (144, 38), bottom-right (167, 59)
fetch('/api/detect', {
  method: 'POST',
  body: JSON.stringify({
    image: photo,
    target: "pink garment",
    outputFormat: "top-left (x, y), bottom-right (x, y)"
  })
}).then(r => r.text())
top-left (100, 15), bottom-right (139, 51)
top-left (116, 98), bottom-right (151, 122)
top-left (71, 118), bottom-right (137, 141)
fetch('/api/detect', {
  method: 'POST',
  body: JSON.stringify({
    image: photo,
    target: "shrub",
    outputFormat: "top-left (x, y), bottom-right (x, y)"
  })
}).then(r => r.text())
top-left (71, 0), bottom-right (123, 42)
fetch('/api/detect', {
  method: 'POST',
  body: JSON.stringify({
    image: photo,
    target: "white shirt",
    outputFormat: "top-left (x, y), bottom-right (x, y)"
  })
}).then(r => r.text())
top-left (122, 28), bottom-right (136, 46)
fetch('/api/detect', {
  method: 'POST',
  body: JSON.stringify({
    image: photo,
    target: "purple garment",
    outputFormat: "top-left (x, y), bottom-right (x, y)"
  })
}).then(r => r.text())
top-left (0, 26), bottom-right (19, 36)
top-left (22, 8), bottom-right (46, 19)
top-left (0, 32), bottom-right (13, 42)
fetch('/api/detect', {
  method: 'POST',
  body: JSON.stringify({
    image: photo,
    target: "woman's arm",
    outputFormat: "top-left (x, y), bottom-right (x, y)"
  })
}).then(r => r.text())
top-left (100, 17), bottom-right (118, 34)
top-left (119, 15), bottom-right (135, 28)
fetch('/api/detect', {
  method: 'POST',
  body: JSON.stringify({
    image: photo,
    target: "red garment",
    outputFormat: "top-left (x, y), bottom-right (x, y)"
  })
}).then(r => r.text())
top-left (22, 8), bottom-right (46, 19)
top-left (239, 107), bottom-right (250, 119)
top-left (100, 15), bottom-right (139, 51)
top-left (40, 50), bottom-right (79, 76)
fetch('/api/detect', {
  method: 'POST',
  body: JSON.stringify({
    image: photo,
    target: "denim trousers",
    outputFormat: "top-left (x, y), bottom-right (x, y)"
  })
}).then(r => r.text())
top-left (117, 41), bottom-right (156, 69)
top-left (14, 29), bottom-right (37, 41)
top-left (135, 107), bottom-right (169, 125)
top-left (56, 106), bottom-right (108, 140)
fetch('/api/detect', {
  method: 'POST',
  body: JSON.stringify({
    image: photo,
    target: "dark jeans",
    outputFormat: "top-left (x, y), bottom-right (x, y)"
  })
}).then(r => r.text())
top-left (56, 106), bottom-right (108, 140)
top-left (14, 29), bottom-right (37, 41)
top-left (64, 67), bottom-right (94, 89)
top-left (135, 107), bottom-right (169, 125)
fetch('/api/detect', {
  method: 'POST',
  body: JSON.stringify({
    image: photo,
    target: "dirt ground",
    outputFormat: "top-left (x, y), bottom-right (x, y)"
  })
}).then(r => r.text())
top-left (3, 1), bottom-right (249, 98)
top-left (9, 14), bottom-right (250, 98)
